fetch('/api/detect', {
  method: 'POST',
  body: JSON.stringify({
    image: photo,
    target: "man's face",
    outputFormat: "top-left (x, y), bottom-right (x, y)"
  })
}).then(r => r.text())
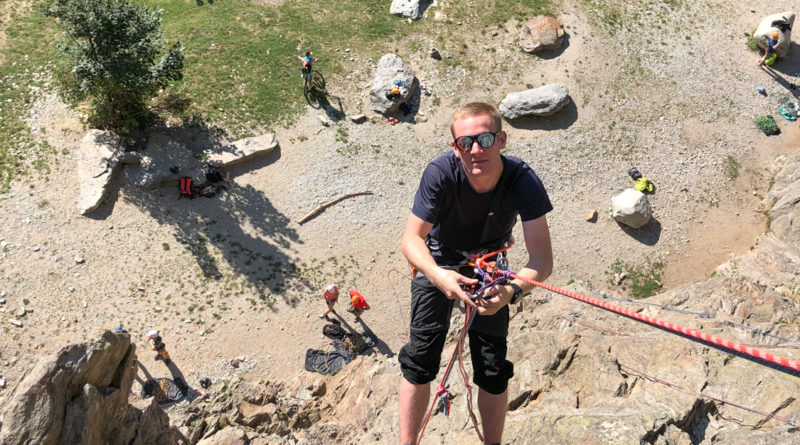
top-left (451, 113), bottom-right (506, 180)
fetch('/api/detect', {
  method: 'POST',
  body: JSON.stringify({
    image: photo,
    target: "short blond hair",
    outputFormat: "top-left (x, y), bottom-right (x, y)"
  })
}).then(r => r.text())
top-left (450, 102), bottom-right (502, 138)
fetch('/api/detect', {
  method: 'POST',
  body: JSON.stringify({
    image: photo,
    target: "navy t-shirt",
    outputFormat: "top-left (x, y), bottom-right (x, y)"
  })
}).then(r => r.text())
top-left (412, 151), bottom-right (552, 266)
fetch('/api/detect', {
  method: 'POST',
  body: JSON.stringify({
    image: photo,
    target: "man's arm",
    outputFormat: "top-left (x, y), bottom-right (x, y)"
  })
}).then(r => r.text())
top-left (402, 213), bottom-right (478, 309)
top-left (478, 215), bottom-right (552, 315)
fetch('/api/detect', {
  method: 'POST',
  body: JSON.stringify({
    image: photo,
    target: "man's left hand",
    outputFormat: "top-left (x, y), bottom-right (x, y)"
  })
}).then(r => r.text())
top-left (474, 283), bottom-right (513, 316)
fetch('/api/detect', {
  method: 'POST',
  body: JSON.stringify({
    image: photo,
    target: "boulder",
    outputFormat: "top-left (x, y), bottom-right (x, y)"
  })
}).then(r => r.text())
top-left (77, 130), bottom-right (123, 215)
top-left (754, 12), bottom-right (794, 58)
top-left (0, 331), bottom-right (137, 444)
top-left (499, 84), bottom-right (571, 119)
top-left (389, 0), bottom-right (432, 20)
top-left (125, 132), bottom-right (202, 190)
top-left (204, 133), bottom-right (279, 167)
top-left (764, 140), bottom-right (800, 244)
top-left (519, 16), bottom-right (565, 53)
top-left (369, 54), bottom-right (418, 115)
top-left (611, 188), bottom-right (652, 228)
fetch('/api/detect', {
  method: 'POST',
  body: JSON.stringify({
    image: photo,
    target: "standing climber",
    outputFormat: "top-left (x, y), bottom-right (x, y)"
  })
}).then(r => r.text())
top-left (320, 283), bottom-right (339, 320)
top-left (347, 289), bottom-right (370, 320)
top-left (146, 330), bottom-right (171, 363)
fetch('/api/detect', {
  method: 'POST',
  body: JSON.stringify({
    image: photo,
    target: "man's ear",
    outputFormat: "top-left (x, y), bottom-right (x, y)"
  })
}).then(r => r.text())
top-left (451, 141), bottom-right (460, 154)
top-left (497, 131), bottom-right (507, 150)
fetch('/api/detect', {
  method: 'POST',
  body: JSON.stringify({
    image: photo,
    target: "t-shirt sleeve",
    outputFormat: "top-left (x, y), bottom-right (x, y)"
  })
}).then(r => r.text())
top-left (514, 164), bottom-right (553, 221)
top-left (411, 163), bottom-right (449, 224)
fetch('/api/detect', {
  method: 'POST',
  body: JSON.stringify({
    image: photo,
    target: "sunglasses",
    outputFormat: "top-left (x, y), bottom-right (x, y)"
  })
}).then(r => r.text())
top-left (454, 131), bottom-right (500, 152)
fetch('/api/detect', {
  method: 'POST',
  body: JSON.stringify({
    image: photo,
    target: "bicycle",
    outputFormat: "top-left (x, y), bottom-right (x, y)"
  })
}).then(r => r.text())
top-left (303, 70), bottom-right (327, 108)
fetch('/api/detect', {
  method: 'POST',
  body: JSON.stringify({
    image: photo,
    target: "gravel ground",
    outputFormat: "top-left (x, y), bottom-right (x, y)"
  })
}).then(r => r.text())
top-left (1, 0), bottom-right (799, 405)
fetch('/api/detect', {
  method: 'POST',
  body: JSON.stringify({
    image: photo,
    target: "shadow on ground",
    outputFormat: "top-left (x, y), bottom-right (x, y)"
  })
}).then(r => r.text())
top-left (112, 118), bottom-right (306, 309)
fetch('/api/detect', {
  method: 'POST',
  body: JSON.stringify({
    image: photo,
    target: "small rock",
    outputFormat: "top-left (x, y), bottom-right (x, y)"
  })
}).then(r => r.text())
top-left (184, 318), bottom-right (192, 323)
top-left (68, 287), bottom-right (75, 293)
top-left (417, 115), bottom-right (428, 122)
top-left (230, 358), bottom-right (240, 368)
top-left (429, 48), bottom-right (442, 60)
top-left (16, 308), bottom-right (26, 317)
top-left (82, 301), bottom-right (87, 308)
top-left (345, 48), bottom-right (351, 53)
top-left (584, 209), bottom-right (598, 221)
top-left (615, 272), bottom-right (627, 285)
top-left (0, 291), bottom-right (5, 297)
top-left (318, 115), bottom-right (331, 127)
top-left (0, 298), bottom-right (5, 304)
top-left (491, 30), bottom-right (498, 36)
top-left (349, 114), bottom-right (366, 123)
top-left (138, 286), bottom-right (145, 292)
top-left (33, 246), bottom-right (41, 252)
top-left (306, 312), bottom-right (310, 318)
top-left (9, 319), bottom-right (23, 327)
top-left (0, 378), bottom-right (5, 388)
top-left (74, 256), bottom-right (85, 264)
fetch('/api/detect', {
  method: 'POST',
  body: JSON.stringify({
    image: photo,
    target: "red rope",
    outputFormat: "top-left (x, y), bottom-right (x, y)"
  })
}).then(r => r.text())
top-left (416, 307), bottom-right (484, 445)
top-left (511, 274), bottom-right (800, 373)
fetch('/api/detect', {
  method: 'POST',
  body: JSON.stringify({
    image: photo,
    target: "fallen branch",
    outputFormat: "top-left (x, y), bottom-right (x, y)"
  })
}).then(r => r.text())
top-left (298, 191), bottom-right (373, 224)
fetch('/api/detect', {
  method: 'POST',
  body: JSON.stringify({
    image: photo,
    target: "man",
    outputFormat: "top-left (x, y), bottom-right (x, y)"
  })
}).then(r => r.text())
top-left (297, 51), bottom-right (317, 79)
top-left (758, 30), bottom-right (782, 67)
top-left (398, 102), bottom-right (553, 444)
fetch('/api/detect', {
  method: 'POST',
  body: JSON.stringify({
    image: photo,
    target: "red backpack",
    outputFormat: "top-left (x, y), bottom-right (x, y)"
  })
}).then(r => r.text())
top-left (179, 176), bottom-right (193, 199)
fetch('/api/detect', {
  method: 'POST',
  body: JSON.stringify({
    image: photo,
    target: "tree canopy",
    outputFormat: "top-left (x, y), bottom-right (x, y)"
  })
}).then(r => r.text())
top-left (43, 0), bottom-right (184, 131)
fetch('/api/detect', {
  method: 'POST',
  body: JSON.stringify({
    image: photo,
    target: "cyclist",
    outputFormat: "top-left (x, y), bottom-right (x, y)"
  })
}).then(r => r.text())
top-left (298, 51), bottom-right (317, 80)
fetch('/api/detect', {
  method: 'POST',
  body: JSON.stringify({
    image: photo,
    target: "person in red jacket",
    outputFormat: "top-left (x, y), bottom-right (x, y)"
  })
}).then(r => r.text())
top-left (346, 289), bottom-right (370, 320)
top-left (320, 284), bottom-right (339, 320)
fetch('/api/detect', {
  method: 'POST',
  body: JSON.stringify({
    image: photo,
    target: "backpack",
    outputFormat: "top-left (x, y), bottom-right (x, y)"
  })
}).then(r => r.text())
top-left (204, 165), bottom-right (224, 183)
top-left (179, 176), bottom-right (193, 199)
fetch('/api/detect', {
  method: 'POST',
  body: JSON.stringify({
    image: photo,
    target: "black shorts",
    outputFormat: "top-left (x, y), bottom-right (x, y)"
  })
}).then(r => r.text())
top-left (398, 270), bottom-right (514, 395)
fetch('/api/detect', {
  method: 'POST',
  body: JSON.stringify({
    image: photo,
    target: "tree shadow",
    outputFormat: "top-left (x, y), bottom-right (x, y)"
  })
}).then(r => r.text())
top-left (504, 100), bottom-right (579, 131)
top-left (117, 119), bottom-right (304, 309)
top-left (617, 218), bottom-right (662, 246)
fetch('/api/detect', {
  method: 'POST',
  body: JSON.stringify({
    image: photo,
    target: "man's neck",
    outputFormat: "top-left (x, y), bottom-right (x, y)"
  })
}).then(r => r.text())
top-left (466, 168), bottom-right (503, 194)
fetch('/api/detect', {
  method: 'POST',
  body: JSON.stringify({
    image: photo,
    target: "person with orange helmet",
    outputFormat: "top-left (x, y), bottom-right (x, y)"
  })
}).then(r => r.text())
top-left (320, 284), bottom-right (339, 320)
top-left (758, 30), bottom-right (782, 67)
top-left (346, 289), bottom-right (370, 320)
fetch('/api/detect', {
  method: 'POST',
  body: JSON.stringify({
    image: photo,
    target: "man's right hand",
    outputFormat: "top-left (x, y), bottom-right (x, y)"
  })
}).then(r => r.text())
top-left (429, 267), bottom-right (478, 309)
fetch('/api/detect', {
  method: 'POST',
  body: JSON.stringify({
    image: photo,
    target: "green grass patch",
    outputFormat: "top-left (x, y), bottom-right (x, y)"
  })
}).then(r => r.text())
top-left (723, 155), bottom-right (739, 180)
top-left (0, 2), bottom-right (60, 192)
top-left (609, 258), bottom-right (664, 299)
top-left (746, 35), bottom-right (759, 52)
top-left (754, 115), bottom-right (779, 135)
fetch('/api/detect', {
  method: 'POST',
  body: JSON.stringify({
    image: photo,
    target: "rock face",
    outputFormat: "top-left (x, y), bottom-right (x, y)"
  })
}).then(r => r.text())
top-left (0, 331), bottom-right (180, 445)
top-left (754, 12), bottom-right (794, 57)
top-left (520, 16), bottom-right (565, 53)
top-left (369, 54), bottom-right (418, 115)
top-left (499, 84), bottom-right (570, 119)
top-left (389, 0), bottom-right (432, 20)
top-left (77, 130), bottom-right (123, 215)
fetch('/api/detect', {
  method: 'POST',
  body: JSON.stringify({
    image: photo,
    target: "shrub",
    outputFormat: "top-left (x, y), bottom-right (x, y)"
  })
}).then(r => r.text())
top-left (42, 0), bottom-right (184, 130)
top-left (746, 36), bottom-right (759, 52)
top-left (754, 115), bottom-right (779, 135)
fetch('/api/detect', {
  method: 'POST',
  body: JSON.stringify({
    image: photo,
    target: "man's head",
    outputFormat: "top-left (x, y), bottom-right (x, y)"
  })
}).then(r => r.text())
top-left (305, 51), bottom-right (311, 57)
top-left (772, 30), bottom-right (780, 39)
top-left (450, 102), bottom-right (502, 139)
top-left (450, 102), bottom-right (506, 188)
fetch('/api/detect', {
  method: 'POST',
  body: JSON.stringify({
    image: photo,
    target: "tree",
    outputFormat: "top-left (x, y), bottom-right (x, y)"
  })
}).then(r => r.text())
top-left (43, 0), bottom-right (184, 131)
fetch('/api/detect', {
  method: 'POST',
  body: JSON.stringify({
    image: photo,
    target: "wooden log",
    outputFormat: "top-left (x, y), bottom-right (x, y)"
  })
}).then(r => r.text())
top-left (298, 191), bottom-right (373, 224)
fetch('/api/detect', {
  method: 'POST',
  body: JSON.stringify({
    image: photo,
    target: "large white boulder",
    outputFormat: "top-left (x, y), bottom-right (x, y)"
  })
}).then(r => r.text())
top-left (390, 0), bottom-right (433, 20)
top-left (612, 188), bottom-right (652, 228)
top-left (76, 130), bottom-right (123, 215)
top-left (754, 12), bottom-right (794, 58)
top-left (499, 84), bottom-right (570, 119)
top-left (369, 54), bottom-right (418, 115)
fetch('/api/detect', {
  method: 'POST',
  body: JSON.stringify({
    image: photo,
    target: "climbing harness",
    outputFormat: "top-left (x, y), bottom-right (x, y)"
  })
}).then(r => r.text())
top-left (416, 246), bottom-right (515, 445)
